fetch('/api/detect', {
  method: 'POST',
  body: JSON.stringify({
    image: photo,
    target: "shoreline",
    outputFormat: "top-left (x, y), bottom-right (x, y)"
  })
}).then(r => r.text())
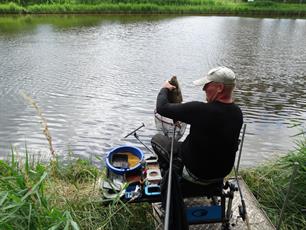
top-left (0, 2), bottom-right (306, 18)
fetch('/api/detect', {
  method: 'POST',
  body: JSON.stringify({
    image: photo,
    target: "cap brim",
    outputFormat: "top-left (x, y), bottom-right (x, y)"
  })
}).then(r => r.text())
top-left (193, 76), bottom-right (212, 86)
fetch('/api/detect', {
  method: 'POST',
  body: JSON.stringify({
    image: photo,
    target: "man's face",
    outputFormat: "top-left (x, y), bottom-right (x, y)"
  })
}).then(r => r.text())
top-left (203, 82), bottom-right (223, 102)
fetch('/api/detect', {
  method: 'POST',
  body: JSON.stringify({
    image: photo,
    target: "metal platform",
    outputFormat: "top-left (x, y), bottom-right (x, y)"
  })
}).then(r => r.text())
top-left (152, 178), bottom-right (275, 230)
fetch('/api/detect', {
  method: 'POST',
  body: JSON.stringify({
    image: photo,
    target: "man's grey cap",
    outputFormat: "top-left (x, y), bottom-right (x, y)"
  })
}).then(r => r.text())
top-left (193, 66), bottom-right (236, 87)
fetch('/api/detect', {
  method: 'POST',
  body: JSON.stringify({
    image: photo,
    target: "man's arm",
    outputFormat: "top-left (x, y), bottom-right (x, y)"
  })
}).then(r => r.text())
top-left (156, 87), bottom-right (203, 124)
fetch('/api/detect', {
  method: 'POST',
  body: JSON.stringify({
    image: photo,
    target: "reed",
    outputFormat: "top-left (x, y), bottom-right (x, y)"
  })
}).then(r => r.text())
top-left (241, 136), bottom-right (306, 230)
top-left (26, 3), bottom-right (306, 16)
top-left (0, 151), bottom-right (73, 229)
top-left (21, 92), bottom-right (56, 159)
top-left (47, 159), bottom-right (154, 230)
top-left (0, 2), bottom-right (24, 13)
top-left (0, 1), bottom-right (305, 17)
top-left (0, 151), bottom-right (155, 229)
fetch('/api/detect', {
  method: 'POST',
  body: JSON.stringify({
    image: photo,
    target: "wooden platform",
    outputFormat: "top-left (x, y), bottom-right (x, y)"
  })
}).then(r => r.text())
top-left (152, 178), bottom-right (275, 230)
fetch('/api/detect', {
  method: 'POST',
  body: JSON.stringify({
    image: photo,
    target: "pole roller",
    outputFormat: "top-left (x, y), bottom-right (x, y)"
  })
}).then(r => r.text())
top-left (164, 125), bottom-right (176, 230)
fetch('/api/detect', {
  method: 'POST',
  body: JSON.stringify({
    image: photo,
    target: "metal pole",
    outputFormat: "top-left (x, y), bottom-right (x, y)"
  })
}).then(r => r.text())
top-left (276, 162), bottom-right (299, 230)
top-left (164, 126), bottom-right (176, 230)
top-left (236, 123), bottom-right (247, 173)
top-left (133, 132), bottom-right (155, 154)
top-left (124, 123), bottom-right (145, 138)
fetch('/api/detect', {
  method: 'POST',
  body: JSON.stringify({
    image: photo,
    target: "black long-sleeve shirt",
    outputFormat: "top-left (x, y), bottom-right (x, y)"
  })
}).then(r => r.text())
top-left (156, 88), bottom-right (243, 180)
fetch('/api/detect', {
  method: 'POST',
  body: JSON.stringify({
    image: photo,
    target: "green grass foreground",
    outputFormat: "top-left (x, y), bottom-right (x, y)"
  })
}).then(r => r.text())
top-left (1, 138), bottom-right (305, 229)
top-left (0, 154), bottom-right (154, 229)
top-left (241, 137), bottom-right (306, 230)
top-left (0, 1), bottom-right (305, 17)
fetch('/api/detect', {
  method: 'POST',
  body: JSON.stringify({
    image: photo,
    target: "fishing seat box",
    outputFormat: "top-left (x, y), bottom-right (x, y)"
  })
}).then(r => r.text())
top-left (180, 178), bottom-right (224, 198)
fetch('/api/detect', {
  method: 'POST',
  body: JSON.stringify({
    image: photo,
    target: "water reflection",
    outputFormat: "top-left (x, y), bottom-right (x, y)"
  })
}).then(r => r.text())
top-left (0, 15), bottom-right (305, 167)
top-left (0, 15), bottom-right (175, 34)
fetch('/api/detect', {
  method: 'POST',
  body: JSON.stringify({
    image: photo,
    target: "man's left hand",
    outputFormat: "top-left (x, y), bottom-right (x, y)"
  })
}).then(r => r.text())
top-left (162, 80), bottom-right (176, 91)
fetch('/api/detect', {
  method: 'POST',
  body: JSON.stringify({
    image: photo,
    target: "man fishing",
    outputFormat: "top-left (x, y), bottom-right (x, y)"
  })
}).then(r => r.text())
top-left (152, 66), bottom-right (243, 185)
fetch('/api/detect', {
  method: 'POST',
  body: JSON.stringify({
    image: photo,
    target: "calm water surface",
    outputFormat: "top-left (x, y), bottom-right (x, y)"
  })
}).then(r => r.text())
top-left (0, 15), bottom-right (305, 167)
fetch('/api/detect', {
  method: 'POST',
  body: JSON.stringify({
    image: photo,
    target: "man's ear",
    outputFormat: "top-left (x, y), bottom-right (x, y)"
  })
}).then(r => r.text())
top-left (217, 83), bottom-right (224, 93)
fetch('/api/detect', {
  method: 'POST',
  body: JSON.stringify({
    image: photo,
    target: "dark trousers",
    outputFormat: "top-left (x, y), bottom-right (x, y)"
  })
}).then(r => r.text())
top-left (151, 134), bottom-right (224, 198)
top-left (151, 133), bottom-right (183, 176)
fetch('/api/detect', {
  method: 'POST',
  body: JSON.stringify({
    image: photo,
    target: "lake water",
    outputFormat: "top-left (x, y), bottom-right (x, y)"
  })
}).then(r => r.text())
top-left (0, 15), bottom-right (305, 168)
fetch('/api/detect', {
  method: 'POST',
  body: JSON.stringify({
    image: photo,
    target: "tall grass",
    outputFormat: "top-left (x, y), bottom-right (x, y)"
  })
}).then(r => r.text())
top-left (0, 151), bottom-right (76, 229)
top-left (1, 142), bottom-right (304, 229)
top-left (0, 152), bottom-right (155, 229)
top-left (48, 158), bottom-right (155, 230)
top-left (0, 1), bottom-right (306, 16)
top-left (241, 136), bottom-right (306, 230)
top-left (0, 2), bottom-right (25, 13)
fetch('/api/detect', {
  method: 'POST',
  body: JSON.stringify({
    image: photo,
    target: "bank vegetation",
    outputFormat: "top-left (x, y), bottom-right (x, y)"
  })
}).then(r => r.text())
top-left (0, 0), bottom-right (305, 17)
top-left (0, 153), bottom-right (154, 229)
top-left (0, 136), bottom-right (304, 229)
top-left (241, 135), bottom-right (306, 230)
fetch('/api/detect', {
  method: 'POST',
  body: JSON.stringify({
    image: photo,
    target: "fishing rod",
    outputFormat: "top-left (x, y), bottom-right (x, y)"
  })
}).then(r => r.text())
top-left (233, 123), bottom-right (251, 230)
top-left (164, 125), bottom-right (176, 230)
top-left (124, 123), bottom-right (155, 155)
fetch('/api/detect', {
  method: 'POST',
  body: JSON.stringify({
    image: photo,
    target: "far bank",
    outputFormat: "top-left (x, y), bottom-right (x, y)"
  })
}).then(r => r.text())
top-left (0, 1), bottom-right (306, 18)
